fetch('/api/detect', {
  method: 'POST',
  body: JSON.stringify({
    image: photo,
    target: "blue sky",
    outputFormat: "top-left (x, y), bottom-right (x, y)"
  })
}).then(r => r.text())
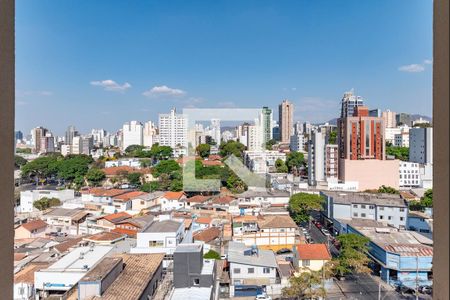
top-left (16, 0), bottom-right (433, 136)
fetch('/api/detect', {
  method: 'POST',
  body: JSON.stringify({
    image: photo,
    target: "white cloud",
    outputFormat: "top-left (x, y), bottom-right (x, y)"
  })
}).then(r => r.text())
top-left (217, 101), bottom-right (237, 108)
top-left (294, 97), bottom-right (340, 123)
top-left (142, 85), bottom-right (186, 97)
top-left (423, 59), bottom-right (433, 65)
top-left (398, 64), bottom-right (425, 73)
top-left (16, 90), bottom-right (53, 97)
top-left (90, 80), bottom-right (131, 92)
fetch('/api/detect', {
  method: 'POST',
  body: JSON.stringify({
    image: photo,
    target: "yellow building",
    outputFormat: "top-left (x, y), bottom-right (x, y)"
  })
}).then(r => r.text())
top-left (292, 243), bottom-right (331, 273)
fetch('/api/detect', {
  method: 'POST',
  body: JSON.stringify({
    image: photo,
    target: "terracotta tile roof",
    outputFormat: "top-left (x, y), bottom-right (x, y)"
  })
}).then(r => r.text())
top-left (212, 195), bottom-right (236, 205)
top-left (102, 166), bottom-right (151, 176)
top-left (111, 227), bottom-right (138, 237)
top-left (92, 253), bottom-right (165, 300)
top-left (176, 156), bottom-right (199, 165)
top-left (163, 191), bottom-right (185, 200)
top-left (185, 195), bottom-right (211, 203)
top-left (258, 215), bottom-right (297, 229)
top-left (14, 263), bottom-right (50, 283)
top-left (82, 188), bottom-right (129, 197)
top-left (183, 219), bottom-right (193, 229)
top-left (296, 244), bottom-right (331, 260)
top-left (202, 160), bottom-right (224, 167)
top-left (54, 237), bottom-right (83, 253)
top-left (14, 253), bottom-right (27, 262)
top-left (233, 215), bottom-right (259, 223)
top-left (84, 232), bottom-right (126, 242)
top-left (208, 154), bottom-right (222, 161)
top-left (113, 191), bottom-right (147, 202)
top-left (193, 227), bottom-right (221, 243)
top-left (195, 217), bottom-right (212, 224)
top-left (100, 212), bottom-right (132, 223)
top-left (20, 219), bottom-right (47, 232)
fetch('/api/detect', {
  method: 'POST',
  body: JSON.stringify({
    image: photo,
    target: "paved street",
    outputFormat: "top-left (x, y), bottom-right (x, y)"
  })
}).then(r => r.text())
top-left (307, 222), bottom-right (340, 257)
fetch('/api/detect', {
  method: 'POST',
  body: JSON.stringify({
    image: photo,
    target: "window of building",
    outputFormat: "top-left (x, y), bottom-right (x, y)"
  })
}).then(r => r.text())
top-left (193, 278), bottom-right (200, 286)
top-left (399, 208), bottom-right (405, 212)
top-left (149, 241), bottom-right (164, 247)
top-left (400, 217), bottom-right (404, 221)
top-left (379, 215), bottom-right (384, 219)
top-left (369, 205), bottom-right (375, 209)
top-left (248, 268), bottom-right (255, 274)
top-left (353, 204), bottom-right (358, 208)
top-left (302, 260), bottom-right (311, 267)
top-left (388, 216), bottom-right (392, 220)
top-left (353, 213), bottom-right (358, 217)
top-left (379, 207), bottom-right (384, 211)
top-left (361, 213), bottom-right (366, 217)
top-left (234, 268), bottom-right (241, 274)
top-left (263, 267), bottom-right (271, 274)
top-left (361, 205), bottom-right (366, 209)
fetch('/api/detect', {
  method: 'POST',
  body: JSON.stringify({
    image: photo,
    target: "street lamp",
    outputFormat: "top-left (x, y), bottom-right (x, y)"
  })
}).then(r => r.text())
top-left (378, 270), bottom-right (382, 300)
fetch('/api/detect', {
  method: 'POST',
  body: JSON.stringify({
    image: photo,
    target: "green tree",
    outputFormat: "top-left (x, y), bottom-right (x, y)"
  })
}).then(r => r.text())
top-left (33, 197), bottom-right (61, 211)
top-left (282, 271), bottom-right (326, 300)
top-left (57, 155), bottom-right (93, 182)
top-left (377, 185), bottom-right (399, 194)
top-left (21, 154), bottom-right (61, 183)
top-left (288, 193), bottom-right (324, 224)
top-left (328, 131), bottom-right (337, 144)
top-left (16, 148), bottom-right (32, 154)
top-left (150, 143), bottom-right (173, 161)
top-left (286, 152), bottom-right (305, 172)
top-left (140, 181), bottom-right (160, 192)
top-left (421, 189), bottom-right (433, 207)
top-left (386, 146), bottom-right (409, 161)
top-left (125, 144), bottom-right (145, 155)
top-left (226, 173), bottom-right (247, 193)
top-left (203, 250), bottom-right (221, 260)
top-left (14, 155), bottom-right (28, 168)
top-left (265, 139), bottom-right (276, 150)
top-left (413, 123), bottom-right (432, 128)
top-left (275, 158), bottom-right (288, 173)
top-left (140, 158), bottom-right (152, 168)
top-left (409, 200), bottom-right (425, 211)
top-left (127, 172), bottom-right (142, 185)
top-left (196, 144), bottom-right (211, 158)
top-left (86, 168), bottom-right (106, 186)
top-left (219, 140), bottom-right (246, 158)
top-left (169, 179), bottom-right (183, 191)
top-left (331, 234), bottom-right (371, 277)
top-left (153, 160), bottom-right (181, 177)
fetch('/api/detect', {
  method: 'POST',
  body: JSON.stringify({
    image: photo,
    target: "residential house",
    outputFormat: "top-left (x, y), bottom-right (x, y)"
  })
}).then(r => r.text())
top-left (193, 217), bottom-right (212, 232)
top-left (113, 214), bottom-right (155, 237)
top-left (41, 208), bottom-right (89, 235)
top-left (231, 190), bottom-right (290, 216)
top-left (292, 244), bottom-right (331, 273)
top-left (19, 189), bottom-right (75, 213)
top-left (232, 215), bottom-right (298, 251)
top-left (14, 263), bottom-right (49, 300)
top-left (407, 211), bottom-right (433, 238)
top-left (111, 191), bottom-right (148, 212)
top-left (159, 191), bottom-right (187, 211)
top-left (183, 195), bottom-right (213, 210)
top-left (130, 217), bottom-right (191, 268)
top-left (15, 219), bottom-right (48, 239)
top-left (227, 241), bottom-right (280, 298)
top-left (81, 188), bottom-right (129, 204)
top-left (95, 212), bottom-right (131, 230)
top-left (131, 191), bottom-right (164, 211)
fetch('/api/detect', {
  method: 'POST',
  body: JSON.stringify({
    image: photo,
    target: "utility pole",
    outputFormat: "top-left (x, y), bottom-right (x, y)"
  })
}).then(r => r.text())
top-left (378, 270), bottom-right (382, 300)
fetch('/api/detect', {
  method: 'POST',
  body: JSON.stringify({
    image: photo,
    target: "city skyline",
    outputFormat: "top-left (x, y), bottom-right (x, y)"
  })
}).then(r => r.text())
top-left (16, 0), bottom-right (432, 135)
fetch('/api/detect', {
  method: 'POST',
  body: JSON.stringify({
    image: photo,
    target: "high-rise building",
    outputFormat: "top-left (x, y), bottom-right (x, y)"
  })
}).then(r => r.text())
top-left (15, 131), bottom-right (23, 141)
top-left (246, 123), bottom-right (263, 151)
top-left (260, 107), bottom-right (273, 146)
top-left (40, 133), bottom-right (55, 153)
top-left (71, 136), bottom-right (82, 155)
top-left (340, 90), bottom-right (364, 118)
top-left (122, 121), bottom-right (144, 150)
top-left (308, 130), bottom-right (325, 185)
top-left (409, 127), bottom-right (433, 164)
top-left (81, 136), bottom-right (94, 155)
top-left (302, 122), bottom-right (313, 136)
top-left (338, 106), bottom-right (385, 160)
top-left (325, 144), bottom-right (338, 181)
top-left (158, 108), bottom-right (187, 155)
top-left (91, 129), bottom-right (106, 146)
top-left (294, 121), bottom-right (302, 135)
top-left (143, 121), bottom-right (158, 147)
top-left (31, 126), bottom-right (48, 153)
top-left (210, 119), bottom-right (221, 145)
top-left (65, 125), bottom-right (78, 145)
top-left (290, 133), bottom-right (306, 152)
top-left (396, 113), bottom-right (412, 127)
top-left (369, 108), bottom-right (381, 118)
top-left (278, 100), bottom-right (294, 143)
top-left (382, 109), bottom-right (397, 128)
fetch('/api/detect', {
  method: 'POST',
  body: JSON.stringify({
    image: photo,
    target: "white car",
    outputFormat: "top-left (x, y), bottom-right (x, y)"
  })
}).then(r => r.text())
top-left (220, 254), bottom-right (228, 260)
top-left (255, 293), bottom-right (272, 300)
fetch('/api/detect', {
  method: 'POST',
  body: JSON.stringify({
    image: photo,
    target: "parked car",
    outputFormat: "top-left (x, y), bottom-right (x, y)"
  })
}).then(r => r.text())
top-left (220, 254), bottom-right (228, 260)
top-left (395, 285), bottom-right (415, 294)
top-left (255, 293), bottom-right (272, 300)
top-left (419, 285), bottom-right (432, 294)
top-left (276, 248), bottom-right (292, 255)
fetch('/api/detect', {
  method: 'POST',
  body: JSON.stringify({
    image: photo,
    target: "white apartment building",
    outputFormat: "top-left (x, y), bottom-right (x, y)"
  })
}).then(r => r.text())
top-left (122, 121), bottom-right (144, 150)
top-left (130, 217), bottom-right (191, 268)
top-left (60, 144), bottom-right (71, 156)
top-left (321, 191), bottom-right (408, 230)
top-left (409, 127), bottom-right (433, 164)
top-left (20, 189), bottom-right (75, 213)
top-left (399, 161), bottom-right (433, 189)
top-left (385, 125), bottom-right (409, 145)
top-left (308, 130), bottom-right (325, 185)
top-left (325, 144), bottom-right (338, 181)
top-left (159, 108), bottom-right (188, 157)
top-left (243, 150), bottom-right (286, 174)
top-left (104, 158), bottom-right (142, 168)
top-left (394, 132), bottom-right (409, 147)
top-left (210, 118), bottom-right (221, 144)
top-left (91, 129), bottom-right (106, 145)
top-left (143, 121), bottom-right (158, 147)
top-left (246, 123), bottom-right (264, 151)
top-left (71, 136), bottom-right (82, 155)
top-left (289, 133), bottom-right (306, 152)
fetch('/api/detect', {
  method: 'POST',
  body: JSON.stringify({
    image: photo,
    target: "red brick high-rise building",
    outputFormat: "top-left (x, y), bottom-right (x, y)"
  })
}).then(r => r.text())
top-left (337, 106), bottom-right (385, 160)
